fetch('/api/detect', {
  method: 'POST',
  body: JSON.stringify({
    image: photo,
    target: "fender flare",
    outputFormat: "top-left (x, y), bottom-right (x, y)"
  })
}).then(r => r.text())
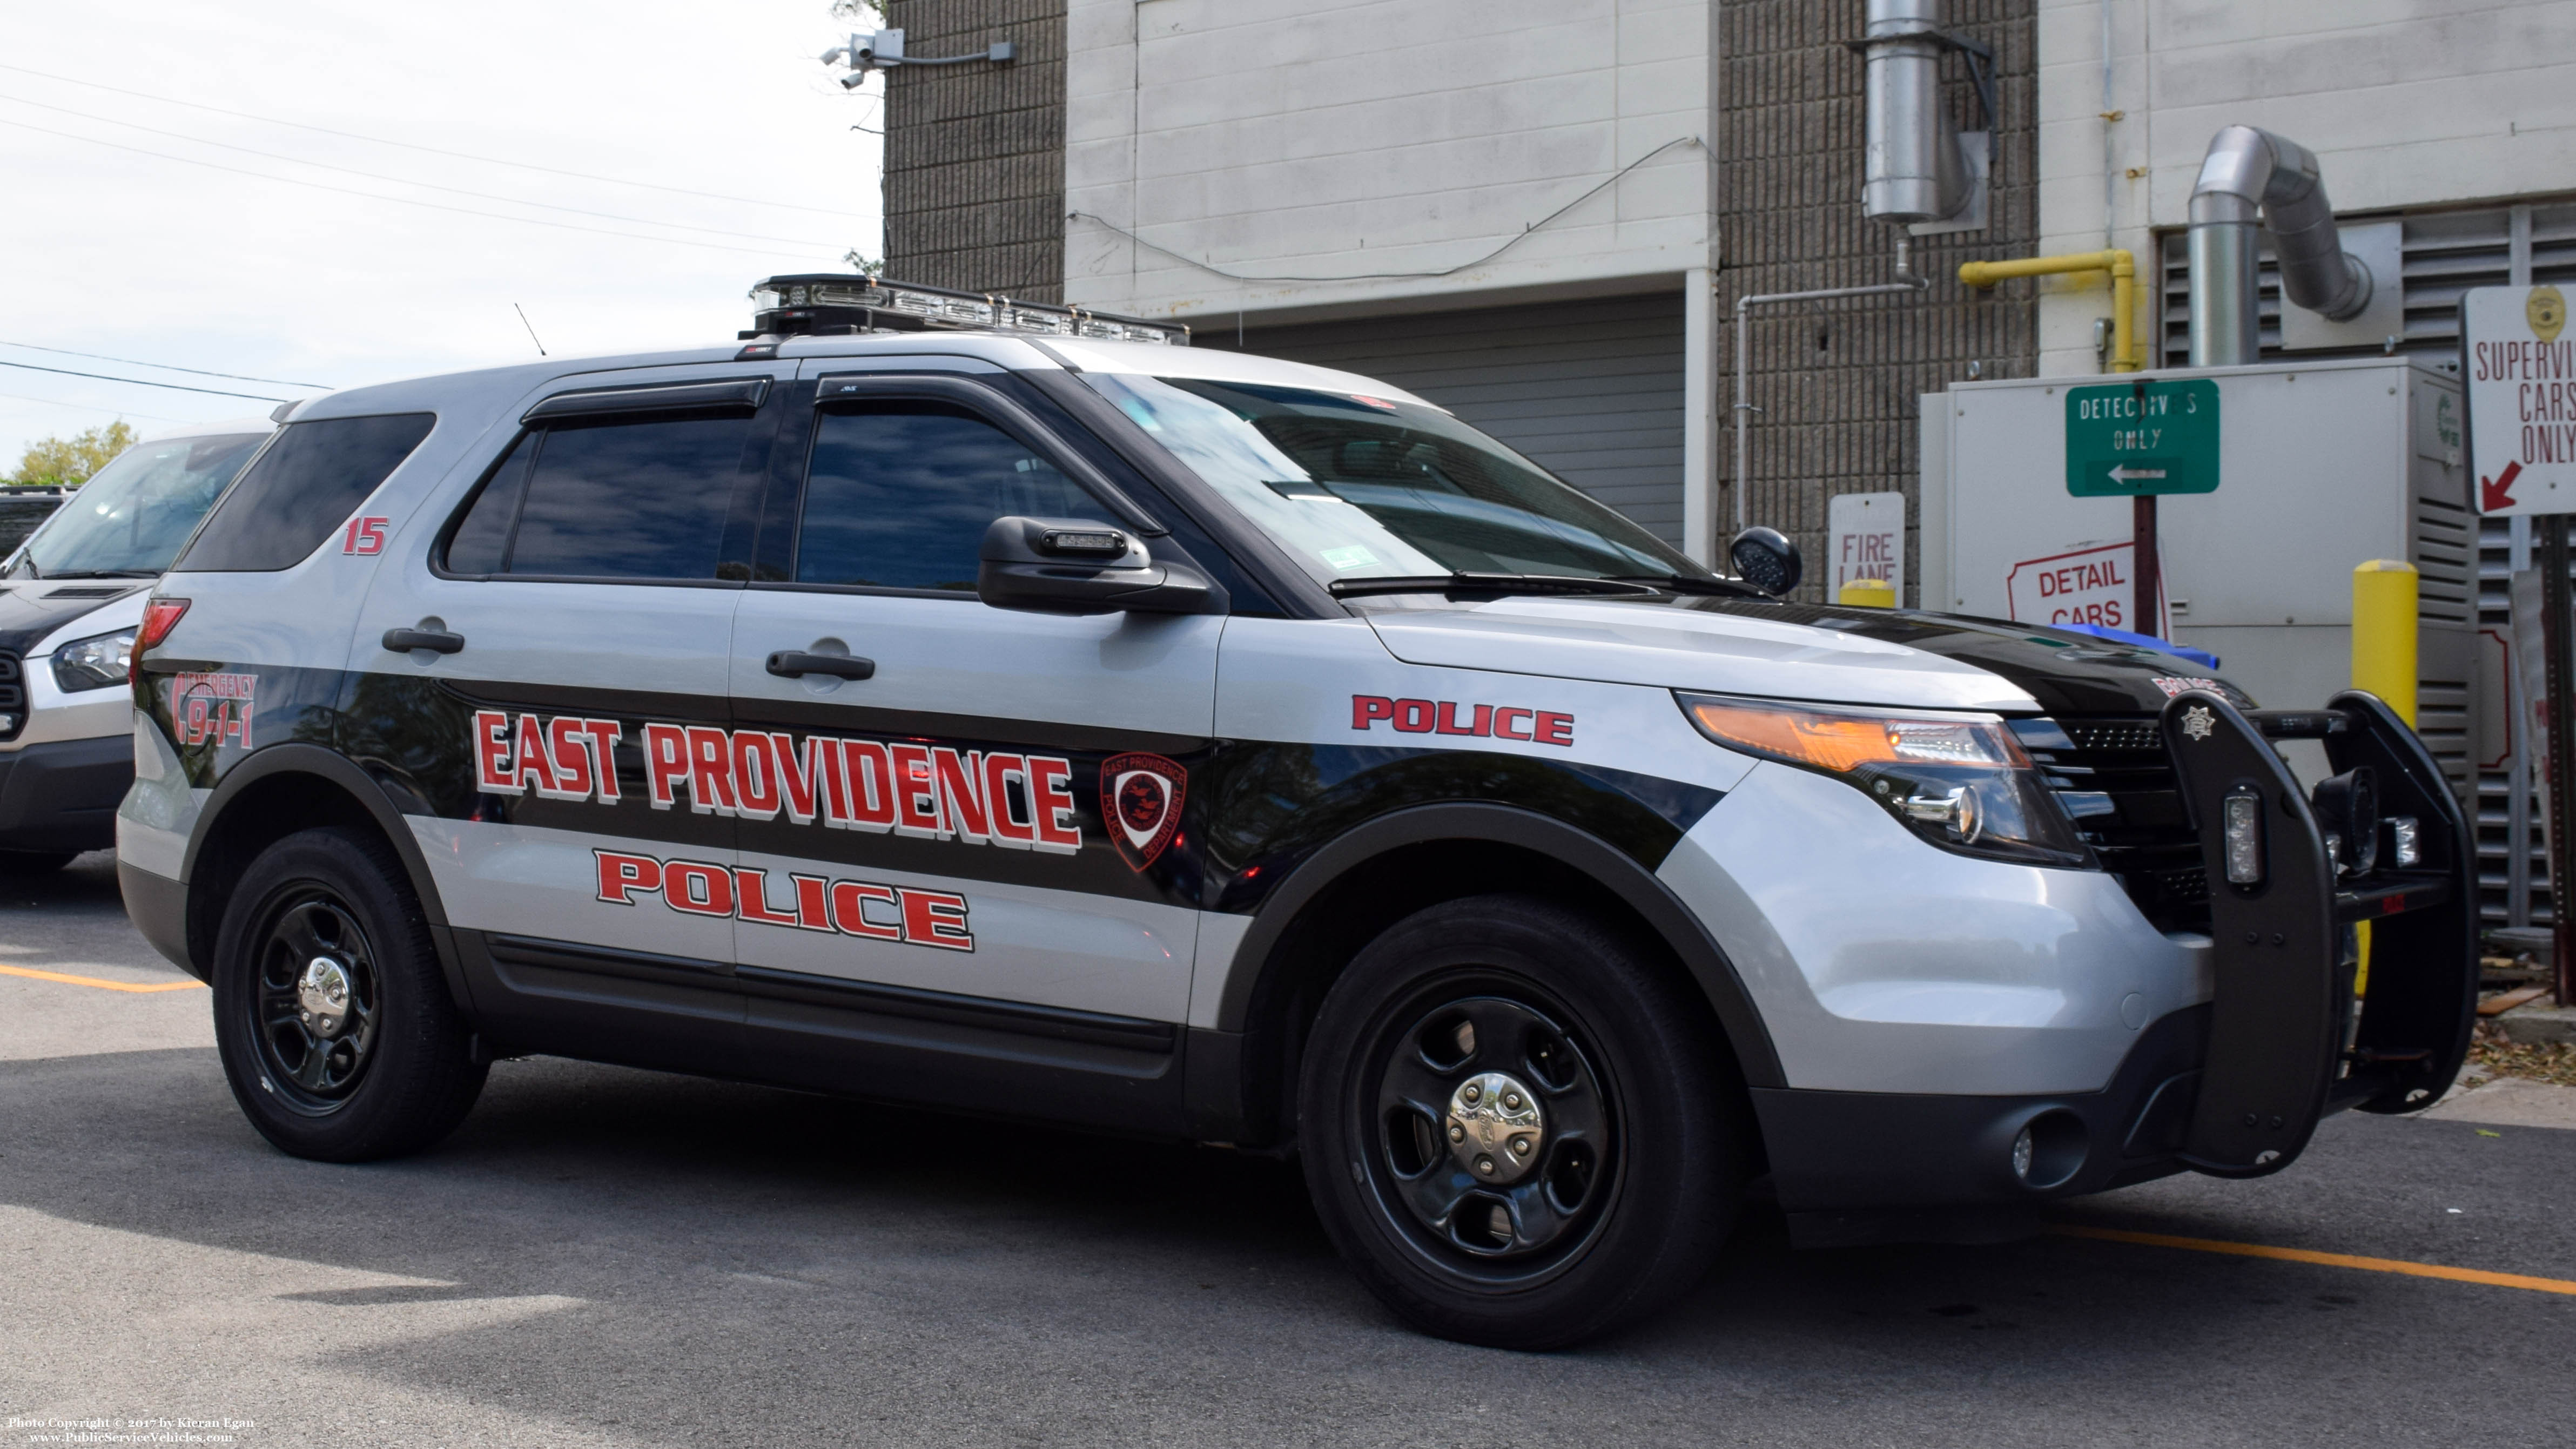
top-left (1212, 801), bottom-right (1785, 1088)
top-left (182, 742), bottom-right (469, 1005)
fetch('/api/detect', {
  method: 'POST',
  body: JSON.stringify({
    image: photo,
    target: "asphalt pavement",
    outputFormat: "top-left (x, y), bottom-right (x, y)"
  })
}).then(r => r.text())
top-left (5, 851), bottom-right (2572, 1448)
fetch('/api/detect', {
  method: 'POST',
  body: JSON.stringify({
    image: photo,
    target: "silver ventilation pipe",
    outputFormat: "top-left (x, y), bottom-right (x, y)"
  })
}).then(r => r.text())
top-left (2187, 125), bottom-right (2374, 366)
top-left (1861, 0), bottom-right (1968, 224)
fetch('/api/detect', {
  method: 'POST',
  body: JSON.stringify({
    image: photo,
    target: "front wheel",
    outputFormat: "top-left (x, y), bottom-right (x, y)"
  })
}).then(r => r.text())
top-left (212, 827), bottom-right (486, 1161)
top-left (1298, 895), bottom-right (1748, 1349)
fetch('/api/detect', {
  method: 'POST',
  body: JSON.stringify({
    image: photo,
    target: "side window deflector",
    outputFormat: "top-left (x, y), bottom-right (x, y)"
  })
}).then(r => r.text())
top-left (810, 372), bottom-right (1163, 536)
top-left (523, 376), bottom-right (770, 424)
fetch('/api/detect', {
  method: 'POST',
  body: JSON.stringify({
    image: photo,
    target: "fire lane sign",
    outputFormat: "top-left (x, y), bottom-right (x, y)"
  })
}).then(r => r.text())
top-left (2064, 378), bottom-right (2220, 496)
top-left (2466, 284), bottom-right (2576, 516)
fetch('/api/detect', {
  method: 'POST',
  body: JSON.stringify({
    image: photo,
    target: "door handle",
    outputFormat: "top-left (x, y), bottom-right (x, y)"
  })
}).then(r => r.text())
top-left (384, 628), bottom-right (465, 655)
top-left (766, 650), bottom-right (874, 680)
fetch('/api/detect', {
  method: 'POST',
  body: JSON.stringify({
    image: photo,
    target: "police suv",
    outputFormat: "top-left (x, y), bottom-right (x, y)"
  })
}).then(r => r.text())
top-left (0, 419), bottom-right (269, 872)
top-left (121, 277), bottom-right (2474, 1349)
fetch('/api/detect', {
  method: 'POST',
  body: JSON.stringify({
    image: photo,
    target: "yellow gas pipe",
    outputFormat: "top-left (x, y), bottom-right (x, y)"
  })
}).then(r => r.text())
top-left (1956, 250), bottom-right (2144, 373)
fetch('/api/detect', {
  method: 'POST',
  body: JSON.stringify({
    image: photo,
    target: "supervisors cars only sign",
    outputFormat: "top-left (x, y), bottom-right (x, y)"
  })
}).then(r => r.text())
top-left (2467, 284), bottom-right (2576, 516)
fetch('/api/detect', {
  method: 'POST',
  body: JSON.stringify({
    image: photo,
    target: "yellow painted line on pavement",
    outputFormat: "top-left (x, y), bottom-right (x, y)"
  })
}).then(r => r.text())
top-left (0, 961), bottom-right (205, 994)
top-left (2050, 1224), bottom-right (2576, 1297)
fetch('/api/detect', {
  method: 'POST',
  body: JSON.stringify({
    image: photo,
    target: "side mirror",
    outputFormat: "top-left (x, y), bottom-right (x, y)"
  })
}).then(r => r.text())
top-left (976, 516), bottom-right (1221, 615)
top-left (1728, 526), bottom-right (1803, 598)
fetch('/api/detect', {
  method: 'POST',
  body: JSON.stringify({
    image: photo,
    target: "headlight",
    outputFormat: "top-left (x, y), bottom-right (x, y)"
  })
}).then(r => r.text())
top-left (52, 628), bottom-right (136, 693)
top-left (1676, 692), bottom-right (2091, 867)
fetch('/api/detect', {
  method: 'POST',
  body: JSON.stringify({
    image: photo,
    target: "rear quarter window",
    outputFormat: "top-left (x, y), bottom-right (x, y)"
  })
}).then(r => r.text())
top-left (176, 413), bottom-right (435, 572)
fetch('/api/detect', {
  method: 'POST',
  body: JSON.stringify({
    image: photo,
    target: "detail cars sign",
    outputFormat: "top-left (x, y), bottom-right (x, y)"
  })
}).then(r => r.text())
top-left (2466, 285), bottom-right (2576, 516)
top-left (2005, 540), bottom-right (2164, 635)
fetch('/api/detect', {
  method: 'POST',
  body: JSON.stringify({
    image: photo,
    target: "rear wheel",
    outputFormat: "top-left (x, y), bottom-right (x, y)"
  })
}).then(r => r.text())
top-left (0, 851), bottom-right (75, 875)
top-left (212, 827), bottom-right (485, 1161)
top-left (1297, 894), bottom-right (1747, 1349)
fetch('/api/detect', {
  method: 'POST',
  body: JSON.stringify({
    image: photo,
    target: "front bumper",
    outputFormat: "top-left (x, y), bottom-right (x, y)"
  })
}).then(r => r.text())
top-left (1750, 690), bottom-right (2475, 1238)
top-left (0, 732), bottom-right (132, 853)
top-left (1757, 1001), bottom-right (2210, 1245)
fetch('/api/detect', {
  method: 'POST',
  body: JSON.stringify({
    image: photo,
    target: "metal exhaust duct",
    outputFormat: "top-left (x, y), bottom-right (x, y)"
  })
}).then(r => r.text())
top-left (1860, 0), bottom-right (1968, 224)
top-left (2187, 125), bottom-right (2375, 366)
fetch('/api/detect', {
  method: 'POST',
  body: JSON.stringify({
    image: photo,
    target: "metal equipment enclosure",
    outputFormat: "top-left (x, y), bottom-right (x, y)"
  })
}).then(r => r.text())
top-left (1920, 356), bottom-right (2475, 796)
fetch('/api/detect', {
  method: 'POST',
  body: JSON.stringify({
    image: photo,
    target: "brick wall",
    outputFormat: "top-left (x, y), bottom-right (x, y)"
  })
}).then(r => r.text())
top-left (883, 0), bottom-right (1068, 300)
top-left (1719, 0), bottom-right (2037, 602)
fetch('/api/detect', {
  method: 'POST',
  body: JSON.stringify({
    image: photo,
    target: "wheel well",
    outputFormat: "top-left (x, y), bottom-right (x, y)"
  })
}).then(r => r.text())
top-left (186, 772), bottom-right (398, 974)
top-left (1232, 838), bottom-right (1741, 1150)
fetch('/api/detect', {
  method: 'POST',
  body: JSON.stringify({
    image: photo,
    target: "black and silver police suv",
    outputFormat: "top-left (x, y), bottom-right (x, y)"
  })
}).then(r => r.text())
top-left (119, 277), bottom-right (2474, 1348)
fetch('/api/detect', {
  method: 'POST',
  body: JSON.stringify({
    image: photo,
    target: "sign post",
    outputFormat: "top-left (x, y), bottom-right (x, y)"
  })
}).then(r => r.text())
top-left (2467, 282), bottom-right (2576, 1002)
top-left (2064, 378), bottom-right (2221, 638)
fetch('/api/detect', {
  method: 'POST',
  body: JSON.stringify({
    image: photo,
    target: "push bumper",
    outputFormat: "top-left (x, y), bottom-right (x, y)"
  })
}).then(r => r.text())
top-left (1754, 689), bottom-right (2474, 1242)
top-left (0, 732), bottom-right (132, 853)
top-left (2162, 689), bottom-right (2476, 1171)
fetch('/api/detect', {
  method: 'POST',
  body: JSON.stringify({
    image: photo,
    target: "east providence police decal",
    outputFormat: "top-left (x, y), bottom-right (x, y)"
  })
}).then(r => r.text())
top-left (1100, 752), bottom-right (1186, 871)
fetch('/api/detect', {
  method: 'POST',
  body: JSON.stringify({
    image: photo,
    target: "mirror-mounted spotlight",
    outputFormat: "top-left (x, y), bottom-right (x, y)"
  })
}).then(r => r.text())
top-left (1729, 526), bottom-right (1804, 598)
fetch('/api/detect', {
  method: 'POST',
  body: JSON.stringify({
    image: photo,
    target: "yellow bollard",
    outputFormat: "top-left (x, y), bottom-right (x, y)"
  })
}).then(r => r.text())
top-left (2352, 560), bottom-right (2419, 727)
top-left (2350, 560), bottom-right (2419, 1001)
top-left (1838, 577), bottom-right (1895, 608)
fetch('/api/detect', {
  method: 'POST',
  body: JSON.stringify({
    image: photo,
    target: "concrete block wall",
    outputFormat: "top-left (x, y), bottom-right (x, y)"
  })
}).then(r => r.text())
top-left (883, 0), bottom-right (1070, 300)
top-left (1718, 0), bottom-right (2039, 602)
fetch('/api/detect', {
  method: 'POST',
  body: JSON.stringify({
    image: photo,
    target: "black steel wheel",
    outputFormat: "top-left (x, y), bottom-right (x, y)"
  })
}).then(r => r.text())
top-left (213, 826), bottom-right (485, 1161)
top-left (1300, 894), bottom-right (1748, 1349)
top-left (1367, 987), bottom-right (1620, 1278)
top-left (250, 895), bottom-right (382, 1110)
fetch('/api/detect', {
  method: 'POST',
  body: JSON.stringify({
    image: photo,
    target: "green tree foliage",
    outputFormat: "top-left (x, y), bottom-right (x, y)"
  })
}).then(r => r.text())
top-left (12, 421), bottom-right (138, 487)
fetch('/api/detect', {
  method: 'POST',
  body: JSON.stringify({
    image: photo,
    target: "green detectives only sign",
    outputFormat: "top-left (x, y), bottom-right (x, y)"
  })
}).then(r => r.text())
top-left (2064, 378), bottom-right (2220, 496)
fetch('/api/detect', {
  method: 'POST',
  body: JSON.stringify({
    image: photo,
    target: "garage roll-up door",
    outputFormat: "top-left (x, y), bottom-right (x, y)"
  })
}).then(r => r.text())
top-left (1220, 291), bottom-right (1689, 549)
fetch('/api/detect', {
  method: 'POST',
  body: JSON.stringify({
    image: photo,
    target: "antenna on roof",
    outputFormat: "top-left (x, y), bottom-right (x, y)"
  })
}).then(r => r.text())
top-left (513, 304), bottom-right (548, 357)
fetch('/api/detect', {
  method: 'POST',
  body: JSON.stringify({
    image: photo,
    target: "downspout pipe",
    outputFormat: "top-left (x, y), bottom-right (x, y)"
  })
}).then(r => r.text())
top-left (2188, 125), bottom-right (2373, 366)
top-left (1731, 237), bottom-right (1931, 534)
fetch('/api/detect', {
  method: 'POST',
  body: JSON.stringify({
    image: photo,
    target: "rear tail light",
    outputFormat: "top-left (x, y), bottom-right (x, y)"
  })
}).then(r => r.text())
top-left (132, 597), bottom-right (190, 685)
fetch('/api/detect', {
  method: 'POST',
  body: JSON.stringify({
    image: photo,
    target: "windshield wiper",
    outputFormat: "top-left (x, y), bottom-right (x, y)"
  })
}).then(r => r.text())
top-left (1605, 573), bottom-right (1762, 598)
top-left (1327, 572), bottom-right (1662, 599)
top-left (39, 569), bottom-right (160, 579)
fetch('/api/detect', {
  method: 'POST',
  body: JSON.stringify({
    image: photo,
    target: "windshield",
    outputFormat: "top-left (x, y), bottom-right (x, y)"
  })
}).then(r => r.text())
top-left (1079, 374), bottom-right (1710, 589)
top-left (6, 432), bottom-right (265, 578)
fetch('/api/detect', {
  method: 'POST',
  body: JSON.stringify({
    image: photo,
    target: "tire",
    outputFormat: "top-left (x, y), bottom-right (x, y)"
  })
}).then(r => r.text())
top-left (1298, 894), bottom-right (1748, 1350)
top-left (0, 851), bottom-right (76, 875)
top-left (211, 826), bottom-right (486, 1162)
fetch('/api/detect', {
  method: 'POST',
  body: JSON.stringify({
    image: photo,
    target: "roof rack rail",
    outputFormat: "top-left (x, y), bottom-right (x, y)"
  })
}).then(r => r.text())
top-left (744, 274), bottom-right (1189, 346)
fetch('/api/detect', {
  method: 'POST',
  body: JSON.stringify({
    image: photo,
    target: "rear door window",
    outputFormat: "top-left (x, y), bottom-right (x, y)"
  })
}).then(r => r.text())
top-left (794, 401), bottom-right (1097, 591)
top-left (177, 413), bottom-right (434, 572)
top-left (442, 412), bottom-right (761, 582)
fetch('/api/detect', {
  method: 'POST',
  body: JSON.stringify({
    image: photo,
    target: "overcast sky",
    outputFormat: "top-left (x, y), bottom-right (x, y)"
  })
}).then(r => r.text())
top-left (1, 0), bottom-right (882, 466)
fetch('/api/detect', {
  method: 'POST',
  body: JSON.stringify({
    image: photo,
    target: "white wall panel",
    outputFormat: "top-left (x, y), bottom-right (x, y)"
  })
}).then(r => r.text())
top-left (2032, 0), bottom-right (2576, 378)
top-left (1065, 0), bottom-right (1711, 323)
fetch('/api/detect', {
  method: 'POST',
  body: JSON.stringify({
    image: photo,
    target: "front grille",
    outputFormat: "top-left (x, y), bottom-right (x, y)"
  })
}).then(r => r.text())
top-left (2012, 716), bottom-right (2208, 929)
top-left (0, 652), bottom-right (22, 740)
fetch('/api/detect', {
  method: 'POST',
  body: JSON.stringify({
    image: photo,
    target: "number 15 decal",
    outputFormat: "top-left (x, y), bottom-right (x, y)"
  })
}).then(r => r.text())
top-left (341, 516), bottom-right (388, 555)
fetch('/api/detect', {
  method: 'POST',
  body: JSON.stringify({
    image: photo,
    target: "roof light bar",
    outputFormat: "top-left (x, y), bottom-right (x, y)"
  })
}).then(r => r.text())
top-left (744, 274), bottom-right (1189, 347)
